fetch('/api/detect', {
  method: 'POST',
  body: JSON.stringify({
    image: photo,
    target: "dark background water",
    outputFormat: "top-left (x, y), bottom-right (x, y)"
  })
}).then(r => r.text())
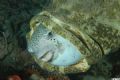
top-left (0, 0), bottom-right (120, 80)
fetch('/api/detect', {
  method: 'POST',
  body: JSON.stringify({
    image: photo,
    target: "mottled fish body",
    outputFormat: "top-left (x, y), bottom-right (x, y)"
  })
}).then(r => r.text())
top-left (26, 0), bottom-right (120, 74)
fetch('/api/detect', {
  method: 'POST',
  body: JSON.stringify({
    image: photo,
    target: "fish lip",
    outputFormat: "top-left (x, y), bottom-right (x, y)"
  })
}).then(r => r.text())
top-left (39, 51), bottom-right (54, 62)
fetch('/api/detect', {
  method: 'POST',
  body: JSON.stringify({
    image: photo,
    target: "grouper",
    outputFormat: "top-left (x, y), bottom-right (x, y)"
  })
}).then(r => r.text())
top-left (26, 0), bottom-right (120, 74)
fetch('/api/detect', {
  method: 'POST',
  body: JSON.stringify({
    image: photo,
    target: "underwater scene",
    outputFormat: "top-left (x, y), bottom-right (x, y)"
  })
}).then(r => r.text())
top-left (0, 0), bottom-right (120, 80)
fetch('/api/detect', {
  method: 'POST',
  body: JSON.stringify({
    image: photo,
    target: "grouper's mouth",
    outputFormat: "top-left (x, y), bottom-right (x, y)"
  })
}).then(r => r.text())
top-left (27, 23), bottom-right (84, 66)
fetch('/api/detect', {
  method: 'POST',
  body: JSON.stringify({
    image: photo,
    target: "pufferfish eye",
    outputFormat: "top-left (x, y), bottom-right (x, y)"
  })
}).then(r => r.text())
top-left (47, 31), bottom-right (54, 39)
top-left (48, 32), bottom-right (53, 36)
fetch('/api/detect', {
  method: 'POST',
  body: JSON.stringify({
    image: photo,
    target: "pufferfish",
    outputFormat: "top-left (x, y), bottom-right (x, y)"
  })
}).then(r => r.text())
top-left (26, 0), bottom-right (120, 74)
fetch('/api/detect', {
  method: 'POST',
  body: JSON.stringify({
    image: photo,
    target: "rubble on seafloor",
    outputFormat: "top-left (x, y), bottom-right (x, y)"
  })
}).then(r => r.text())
top-left (0, 0), bottom-right (120, 80)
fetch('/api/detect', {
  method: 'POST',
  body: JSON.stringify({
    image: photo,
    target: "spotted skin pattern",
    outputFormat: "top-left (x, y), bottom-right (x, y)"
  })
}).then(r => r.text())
top-left (26, 0), bottom-right (120, 74)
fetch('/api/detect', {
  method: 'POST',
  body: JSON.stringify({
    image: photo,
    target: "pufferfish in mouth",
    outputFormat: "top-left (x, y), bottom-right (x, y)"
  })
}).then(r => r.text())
top-left (27, 23), bottom-right (83, 66)
top-left (26, 0), bottom-right (120, 74)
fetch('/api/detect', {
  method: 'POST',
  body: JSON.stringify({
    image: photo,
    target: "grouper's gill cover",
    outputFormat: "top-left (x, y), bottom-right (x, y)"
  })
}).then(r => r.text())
top-left (27, 24), bottom-right (84, 66)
